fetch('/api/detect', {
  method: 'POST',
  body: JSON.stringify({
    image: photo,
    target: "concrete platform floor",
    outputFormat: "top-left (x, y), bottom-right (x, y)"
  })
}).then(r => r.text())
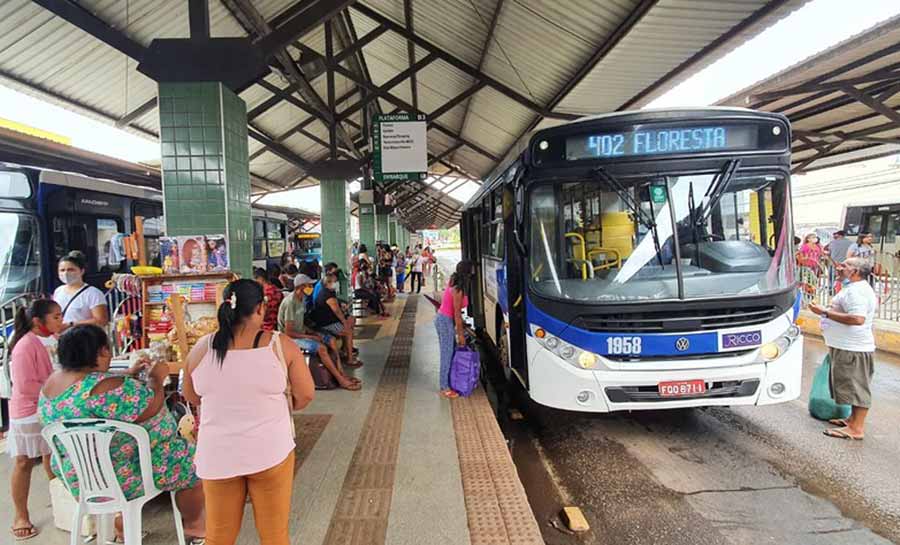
top-left (0, 294), bottom-right (541, 545)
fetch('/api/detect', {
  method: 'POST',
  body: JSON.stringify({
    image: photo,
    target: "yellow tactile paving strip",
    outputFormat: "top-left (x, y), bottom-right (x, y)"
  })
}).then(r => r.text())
top-left (321, 295), bottom-right (417, 545)
top-left (452, 390), bottom-right (545, 545)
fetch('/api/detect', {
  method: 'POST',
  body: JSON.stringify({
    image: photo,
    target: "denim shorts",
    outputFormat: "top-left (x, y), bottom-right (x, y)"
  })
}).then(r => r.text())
top-left (294, 338), bottom-right (320, 353)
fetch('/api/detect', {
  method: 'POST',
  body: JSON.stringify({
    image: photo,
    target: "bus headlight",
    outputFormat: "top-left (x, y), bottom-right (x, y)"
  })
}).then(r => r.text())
top-left (531, 325), bottom-right (601, 370)
top-left (761, 325), bottom-right (801, 362)
top-left (578, 351), bottom-right (599, 369)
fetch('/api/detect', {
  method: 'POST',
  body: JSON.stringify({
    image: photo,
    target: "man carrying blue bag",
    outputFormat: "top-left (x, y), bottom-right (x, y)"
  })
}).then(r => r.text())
top-left (808, 257), bottom-right (878, 441)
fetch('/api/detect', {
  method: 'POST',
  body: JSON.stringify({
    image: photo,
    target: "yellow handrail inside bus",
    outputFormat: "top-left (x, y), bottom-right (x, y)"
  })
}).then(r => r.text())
top-left (565, 232), bottom-right (588, 279)
top-left (587, 247), bottom-right (621, 270)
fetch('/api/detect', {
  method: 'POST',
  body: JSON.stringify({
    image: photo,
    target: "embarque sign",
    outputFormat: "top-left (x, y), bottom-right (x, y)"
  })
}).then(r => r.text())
top-left (373, 113), bottom-right (427, 182)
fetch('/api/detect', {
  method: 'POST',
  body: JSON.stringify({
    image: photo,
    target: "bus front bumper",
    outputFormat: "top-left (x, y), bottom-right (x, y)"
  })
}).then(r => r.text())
top-left (525, 336), bottom-right (803, 413)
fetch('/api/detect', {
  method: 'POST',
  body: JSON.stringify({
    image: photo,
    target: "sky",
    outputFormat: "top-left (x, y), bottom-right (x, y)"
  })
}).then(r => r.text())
top-left (0, 0), bottom-right (898, 214)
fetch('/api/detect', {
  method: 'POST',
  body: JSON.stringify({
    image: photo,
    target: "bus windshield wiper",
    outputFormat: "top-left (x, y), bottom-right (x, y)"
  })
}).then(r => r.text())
top-left (696, 159), bottom-right (740, 226)
top-left (591, 168), bottom-right (664, 267)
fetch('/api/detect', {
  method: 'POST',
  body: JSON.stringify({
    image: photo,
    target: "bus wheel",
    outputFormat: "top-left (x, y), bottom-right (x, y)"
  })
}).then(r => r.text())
top-left (498, 324), bottom-right (512, 382)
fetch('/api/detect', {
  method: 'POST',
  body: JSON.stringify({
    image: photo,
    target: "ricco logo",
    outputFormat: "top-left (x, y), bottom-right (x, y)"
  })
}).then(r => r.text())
top-left (722, 330), bottom-right (762, 349)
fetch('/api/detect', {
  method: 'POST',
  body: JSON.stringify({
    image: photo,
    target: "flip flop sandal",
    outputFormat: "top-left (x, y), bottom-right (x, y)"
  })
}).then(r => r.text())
top-left (11, 524), bottom-right (39, 542)
top-left (440, 390), bottom-right (459, 399)
top-left (823, 428), bottom-right (864, 441)
top-left (340, 381), bottom-right (362, 391)
top-left (346, 360), bottom-right (364, 368)
top-left (828, 418), bottom-right (849, 427)
top-left (187, 537), bottom-right (206, 545)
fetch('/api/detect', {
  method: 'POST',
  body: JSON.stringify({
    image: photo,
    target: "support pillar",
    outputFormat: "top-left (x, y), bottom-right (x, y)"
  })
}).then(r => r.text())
top-left (376, 213), bottom-right (389, 245)
top-left (359, 203), bottom-right (376, 252)
top-left (159, 81), bottom-right (252, 277)
top-left (388, 217), bottom-right (398, 246)
top-left (320, 179), bottom-right (351, 298)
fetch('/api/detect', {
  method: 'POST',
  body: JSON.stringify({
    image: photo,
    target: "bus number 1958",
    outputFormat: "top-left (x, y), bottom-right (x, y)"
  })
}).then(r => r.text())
top-left (606, 336), bottom-right (642, 355)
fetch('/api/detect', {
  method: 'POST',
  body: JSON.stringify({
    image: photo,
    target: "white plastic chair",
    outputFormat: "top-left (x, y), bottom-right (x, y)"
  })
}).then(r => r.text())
top-left (42, 419), bottom-right (187, 545)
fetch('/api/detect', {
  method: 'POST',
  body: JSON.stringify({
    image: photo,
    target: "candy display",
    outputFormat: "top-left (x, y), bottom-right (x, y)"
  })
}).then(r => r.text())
top-left (167, 316), bottom-right (218, 351)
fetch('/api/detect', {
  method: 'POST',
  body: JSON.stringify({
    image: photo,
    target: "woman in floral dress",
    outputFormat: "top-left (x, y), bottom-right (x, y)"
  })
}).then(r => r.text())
top-left (39, 325), bottom-right (205, 542)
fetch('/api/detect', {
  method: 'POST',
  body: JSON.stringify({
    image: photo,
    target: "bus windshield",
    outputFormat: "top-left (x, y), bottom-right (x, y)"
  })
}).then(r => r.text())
top-left (0, 212), bottom-right (41, 303)
top-left (528, 169), bottom-right (794, 302)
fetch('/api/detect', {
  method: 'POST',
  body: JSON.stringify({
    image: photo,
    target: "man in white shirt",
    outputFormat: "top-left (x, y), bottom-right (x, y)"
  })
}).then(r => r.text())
top-left (809, 257), bottom-right (877, 440)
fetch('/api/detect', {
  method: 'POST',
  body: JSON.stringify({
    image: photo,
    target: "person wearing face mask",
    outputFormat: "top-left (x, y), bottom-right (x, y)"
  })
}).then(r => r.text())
top-left (52, 251), bottom-right (108, 331)
top-left (310, 273), bottom-right (362, 368)
top-left (278, 275), bottom-right (360, 390)
top-left (809, 258), bottom-right (878, 441)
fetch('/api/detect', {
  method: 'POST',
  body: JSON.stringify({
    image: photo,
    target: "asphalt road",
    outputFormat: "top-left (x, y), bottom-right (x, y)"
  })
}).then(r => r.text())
top-left (515, 336), bottom-right (900, 545)
top-left (434, 248), bottom-right (900, 543)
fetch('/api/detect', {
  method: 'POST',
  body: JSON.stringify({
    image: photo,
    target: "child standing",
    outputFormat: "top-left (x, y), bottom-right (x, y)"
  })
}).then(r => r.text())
top-left (395, 251), bottom-right (407, 293)
top-left (8, 299), bottom-right (63, 541)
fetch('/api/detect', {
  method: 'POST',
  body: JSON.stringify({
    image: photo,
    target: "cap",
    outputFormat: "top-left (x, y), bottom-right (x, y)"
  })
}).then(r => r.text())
top-left (293, 274), bottom-right (315, 288)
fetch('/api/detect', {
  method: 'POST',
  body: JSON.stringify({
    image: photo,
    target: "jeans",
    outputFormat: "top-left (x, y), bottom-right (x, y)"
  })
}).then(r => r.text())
top-left (410, 271), bottom-right (423, 293)
top-left (434, 313), bottom-right (455, 390)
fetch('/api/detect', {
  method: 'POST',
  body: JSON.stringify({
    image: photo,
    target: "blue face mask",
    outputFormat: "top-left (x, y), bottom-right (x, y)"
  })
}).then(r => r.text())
top-left (841, 277), bottom-right (850, 286)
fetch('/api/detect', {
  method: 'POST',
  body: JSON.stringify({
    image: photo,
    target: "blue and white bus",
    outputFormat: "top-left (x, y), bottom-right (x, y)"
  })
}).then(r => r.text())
top-left (460, 108), bottom-right (802, 412)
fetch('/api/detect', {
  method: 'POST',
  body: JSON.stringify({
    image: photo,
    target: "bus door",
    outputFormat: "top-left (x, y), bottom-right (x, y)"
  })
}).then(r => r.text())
top-left (862, 209), bottom-right (900, 268)
top-left (503, 180), bottom-right (529, 386)
top-left (461, 208), bottom-right (485, 331)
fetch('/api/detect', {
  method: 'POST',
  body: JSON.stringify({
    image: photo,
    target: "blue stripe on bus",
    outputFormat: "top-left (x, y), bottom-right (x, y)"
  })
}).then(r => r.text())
top-left (525, 298), bottom-right (719, 357)
top-left (792, 291), bottom-right (801, 322)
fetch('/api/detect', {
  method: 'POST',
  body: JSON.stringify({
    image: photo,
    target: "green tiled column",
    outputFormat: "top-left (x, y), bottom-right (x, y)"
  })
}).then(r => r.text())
top-left (321, 179), bottom-right (351, 297)
top-left (159, 82), bottom-right (252, 277)
top-left (359, 204), bottom-right (375, 252)
top-left (376, 213), bottom-right (389, 245)
top-left (388, 217), bottom-right (397, 246)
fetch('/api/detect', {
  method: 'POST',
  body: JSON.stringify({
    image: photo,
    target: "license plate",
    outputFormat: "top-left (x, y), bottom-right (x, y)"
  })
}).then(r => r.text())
top-left (658, 380), bottom-right (706, 398)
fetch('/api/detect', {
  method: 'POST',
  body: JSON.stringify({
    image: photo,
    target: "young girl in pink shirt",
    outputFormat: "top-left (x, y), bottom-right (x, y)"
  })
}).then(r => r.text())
top-left (7, 299), bottom-right (63, 541)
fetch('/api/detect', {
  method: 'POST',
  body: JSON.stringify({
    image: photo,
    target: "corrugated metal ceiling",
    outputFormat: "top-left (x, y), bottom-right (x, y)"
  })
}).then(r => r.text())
top-left (718, 14), bottom-right (900, 173)
top-left (0, 0), bottom-right (807, 228)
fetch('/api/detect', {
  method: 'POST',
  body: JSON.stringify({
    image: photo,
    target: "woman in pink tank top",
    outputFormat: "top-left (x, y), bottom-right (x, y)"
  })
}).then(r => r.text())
top-left (183, 279), bottom-right (314, 545)
top-left (434, 260), bottom-right (473, 398)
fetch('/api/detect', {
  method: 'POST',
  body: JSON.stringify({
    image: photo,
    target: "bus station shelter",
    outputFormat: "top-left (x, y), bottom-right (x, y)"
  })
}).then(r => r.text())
top-left (0, 2), bottom-right (830, 545)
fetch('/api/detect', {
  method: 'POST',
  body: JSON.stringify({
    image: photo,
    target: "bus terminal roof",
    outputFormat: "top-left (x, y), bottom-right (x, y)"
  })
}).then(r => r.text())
top-left (717, 13), bottom-right (900, 174)
top-left (0, 0), bottom-right (808, 229)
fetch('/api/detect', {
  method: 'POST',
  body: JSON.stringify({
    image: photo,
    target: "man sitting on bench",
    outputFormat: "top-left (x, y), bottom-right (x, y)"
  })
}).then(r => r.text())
top-left (278, 274), bottom-right (360, 390)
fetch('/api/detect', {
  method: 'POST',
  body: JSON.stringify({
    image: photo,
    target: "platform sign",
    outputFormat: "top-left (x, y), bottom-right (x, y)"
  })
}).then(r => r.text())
top-left (373, 113), bottom-right (427, 182)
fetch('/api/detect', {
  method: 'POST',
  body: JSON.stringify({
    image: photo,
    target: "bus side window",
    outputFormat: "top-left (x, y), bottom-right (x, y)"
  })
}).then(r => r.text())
top-left (134, 202), bottom-right (164, 266)
top-left (96, 218), bottom-right (122, 272)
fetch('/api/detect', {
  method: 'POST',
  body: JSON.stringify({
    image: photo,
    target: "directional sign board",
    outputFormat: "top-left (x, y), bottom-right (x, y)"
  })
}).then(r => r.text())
top-left (373, 113), bottom-right (427, 182)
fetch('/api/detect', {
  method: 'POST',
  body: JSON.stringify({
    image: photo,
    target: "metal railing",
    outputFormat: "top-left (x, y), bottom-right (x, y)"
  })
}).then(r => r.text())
top-left (799, 252), bottom-right (900, 321)
top-left (0, 288), bottom-right (140, 399)
top-left (105, 288), bottom-right (143, 357)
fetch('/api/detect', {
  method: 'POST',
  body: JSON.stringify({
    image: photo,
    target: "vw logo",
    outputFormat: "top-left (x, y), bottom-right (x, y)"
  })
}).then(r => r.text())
top-left (675, 337), bottom-right (690, 352)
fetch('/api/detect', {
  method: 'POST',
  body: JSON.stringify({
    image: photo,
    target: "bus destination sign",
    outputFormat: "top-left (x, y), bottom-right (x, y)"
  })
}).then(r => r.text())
top-left (565, 124), bottom-right (760, 161)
